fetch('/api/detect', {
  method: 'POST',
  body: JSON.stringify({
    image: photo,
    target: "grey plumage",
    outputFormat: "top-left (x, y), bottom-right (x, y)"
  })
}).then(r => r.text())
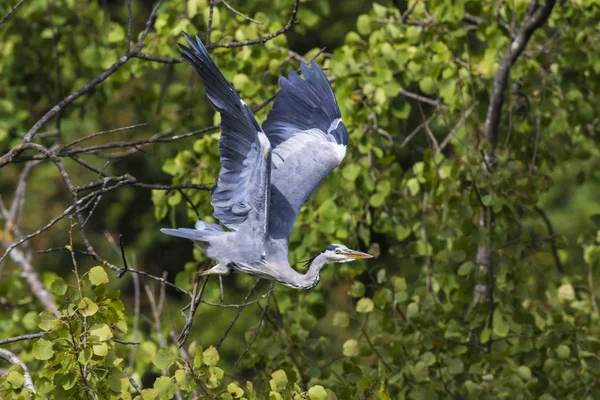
top-left (161, 33), bottom-right (372, 290)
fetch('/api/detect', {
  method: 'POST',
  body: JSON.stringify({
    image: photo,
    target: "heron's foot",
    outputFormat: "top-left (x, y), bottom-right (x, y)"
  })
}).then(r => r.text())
top-left (199, 263), bottom-right (231, 276)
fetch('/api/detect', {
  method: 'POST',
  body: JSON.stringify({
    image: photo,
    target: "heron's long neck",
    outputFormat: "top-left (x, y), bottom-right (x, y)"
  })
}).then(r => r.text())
top-left (292, 253), bottom-right (328, 290)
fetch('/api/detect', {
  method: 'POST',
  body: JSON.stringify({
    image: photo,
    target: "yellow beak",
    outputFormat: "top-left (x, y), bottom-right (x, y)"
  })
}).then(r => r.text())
top-left (345, 250), bottom-right (374, 259)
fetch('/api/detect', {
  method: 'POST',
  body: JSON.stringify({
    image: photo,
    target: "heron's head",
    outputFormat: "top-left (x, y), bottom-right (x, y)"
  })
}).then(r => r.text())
top-left (322, 244), bottom-right (373, 263)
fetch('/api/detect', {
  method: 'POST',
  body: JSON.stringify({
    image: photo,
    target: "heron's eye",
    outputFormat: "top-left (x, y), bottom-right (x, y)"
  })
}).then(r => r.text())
top-left (335, 248), bottom-right (342, 254)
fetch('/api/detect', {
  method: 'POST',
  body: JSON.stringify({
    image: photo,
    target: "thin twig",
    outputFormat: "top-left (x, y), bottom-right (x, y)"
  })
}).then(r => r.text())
top-left (207, 0), bottom-right (299, 49)
top-left (113, 338), bottom-right (140, 345)
top-left (129, 272), bottom-right (141, 368)
top-left (216, 279), bottom-right (261, 349)
top-left (358, 316), bottom-right (392, 372)
top-left (533, 206), bottom-right (564, 274)
top-left (144, 285), bottom-right (167, 348)
top-left (125, 0), bottom-right (133, 53)
top-left (177, 275), bottom-right (209, 347)
top-left (421, 192), bottom-right (434, 295)
top-left (206, 0), bottom-right (214, 45)
top-left (0, 0), bottom-right (26, 26)
top-left (235, 281), bottom-right (273, 365)
top-left (60, 123), bottom-right (147, 150)
top-left (221, 0), bottom-right (263, 24)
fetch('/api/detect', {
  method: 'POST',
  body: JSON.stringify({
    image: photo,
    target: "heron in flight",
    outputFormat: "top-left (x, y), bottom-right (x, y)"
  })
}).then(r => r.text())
top-left (161, 33), bottom-right (372, 290)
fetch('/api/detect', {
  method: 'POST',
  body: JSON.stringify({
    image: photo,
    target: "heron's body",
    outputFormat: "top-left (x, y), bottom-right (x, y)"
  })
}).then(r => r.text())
top-left (162, 33), bottom-right (372, 289)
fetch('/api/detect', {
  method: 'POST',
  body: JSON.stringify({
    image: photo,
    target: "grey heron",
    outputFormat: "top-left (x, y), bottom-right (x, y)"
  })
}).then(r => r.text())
top-left (161, 33), bottom-right (372, 290)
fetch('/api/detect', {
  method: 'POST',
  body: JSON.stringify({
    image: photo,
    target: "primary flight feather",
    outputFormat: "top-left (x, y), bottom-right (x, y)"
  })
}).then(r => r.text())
top-left (161, 33), bottom-right (372, 290)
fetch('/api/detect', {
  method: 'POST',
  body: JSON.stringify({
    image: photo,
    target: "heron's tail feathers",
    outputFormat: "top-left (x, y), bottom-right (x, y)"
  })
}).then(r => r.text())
top-left (161, 220), bottom-right (224, 242)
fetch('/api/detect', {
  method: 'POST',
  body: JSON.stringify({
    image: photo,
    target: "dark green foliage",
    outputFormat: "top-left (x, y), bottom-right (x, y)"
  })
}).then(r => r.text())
top-left (1, 0), bottom-right (600, 399)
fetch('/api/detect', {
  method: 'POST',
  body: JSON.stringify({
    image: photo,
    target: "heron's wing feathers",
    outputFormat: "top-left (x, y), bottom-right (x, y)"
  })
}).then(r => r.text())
top-left (179, 34), bottom-right (271, 232)
top-left (262, 61), bottom-right (348, 148)
top-left (268, 131), bottom-right (346, 240)
top-left (264, 62), bottom-right (348, 240)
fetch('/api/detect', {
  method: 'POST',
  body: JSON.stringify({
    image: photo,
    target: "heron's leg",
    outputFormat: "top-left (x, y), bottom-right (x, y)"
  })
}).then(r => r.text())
top-left (219, 276), bottom-right (224, 302)
top-left (198, 263), bottom-right (230, 302)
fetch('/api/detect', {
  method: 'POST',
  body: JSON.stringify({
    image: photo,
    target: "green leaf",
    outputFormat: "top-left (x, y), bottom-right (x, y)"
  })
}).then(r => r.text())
top-left (37, 310), bottom-right (60, 331)
top-left (88, 266), bottom-right (109, 286)
top-left (558, 284), bottom-right (575, 301)
top-left (59, 372), bottom-right (77, 391)
top-left (493, 309), bottom-right (510, 337)
top-left (207, 366), bottom-right (224, 389)
top-left (78, 297), bottom-right (99, 317)
top-left (269, 369), bottom-right (288, 392)
top-left (108, 369), bottom-right (128, 393)
top-left (333, 311), bottom-right (350, 328)
top-left (154, 348), bottom-right (177, 370)
top-left (203, 345), bottom-right (219, 366)
top-left (193, 346), bottom-right (203, 368)
top-left (93, 342), bottom-right (108, 356)
top-left (343, 339), bottom-right (359, 357)
top-left (22, 311), bottom-right (37, 331)
top-left (154, 376), bottom-right (177, 398)
top-left (90, 323), bottom-right (113, 341)
top-left (407, 178), bottom-right (420, 196)
top-left (356, 298), bottom-right (374, 313)
top-left (356, 15), bottom-right (371, 35)
top-left (141, 389), bottom-right (156, 400)
top-left (447, 358), bottom-right (464, 375)
top-left (232, 74), bottom-right (250, 91)
top-left (457, 261), bottom-right (473, 276)
top-left (349, 281), bottom-right (365, 298)
top-left (107, 24), bottom-right (125, 43)
top-left (406, 302), bottom-right (419, 319)
top-left (342, 164), bottom-right (361, 181)
top-left (307, 385), bottom-right (328, 400)
top-left (419, 77), bottom-right (436, 95)
top-left (392, 277), bottom-right (407, 292)
top-left (392, 102), bottom-right (411, 119)
top-left (517, 365), bottom-right (531, 381)
top-left (227, 383), bottom-right (245, 398)
top-left (556, 344), bottom-right (570, 359)
top-left (33, 339), bottom-right (54, 360)
top-left (50, 277), bottom-right (67, 296)
top-left (6, 370), bottom-right (24, 389)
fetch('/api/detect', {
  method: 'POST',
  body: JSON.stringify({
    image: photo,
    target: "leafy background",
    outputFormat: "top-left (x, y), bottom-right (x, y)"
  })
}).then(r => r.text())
top-left (1, 0), bottom-right (600, 399)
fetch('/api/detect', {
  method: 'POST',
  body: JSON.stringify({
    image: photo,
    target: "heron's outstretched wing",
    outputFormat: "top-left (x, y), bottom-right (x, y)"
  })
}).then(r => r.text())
top-left (263, 62), bottom-right (348, 240)
top-left (179, 33), bottom-right (271, 232)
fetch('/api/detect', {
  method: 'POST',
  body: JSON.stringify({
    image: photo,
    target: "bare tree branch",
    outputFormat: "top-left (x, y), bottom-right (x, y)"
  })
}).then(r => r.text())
top-left (0, 332), bottom-right (45, 346)
top-left (476, 0), bottom-right (557, 313)
top-left (482, 0), bottom-right (557, 165)
top-left (0, 0), bottom-right (26, 26)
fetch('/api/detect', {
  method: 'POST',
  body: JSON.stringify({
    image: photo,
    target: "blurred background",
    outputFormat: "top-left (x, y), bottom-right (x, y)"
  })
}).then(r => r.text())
top-left (1, 0), bottom-right (600, 397)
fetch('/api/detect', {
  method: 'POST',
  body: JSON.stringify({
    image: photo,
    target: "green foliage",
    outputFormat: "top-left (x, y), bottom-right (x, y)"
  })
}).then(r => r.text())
top-left (2, 0), bottom-right (600, 399)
